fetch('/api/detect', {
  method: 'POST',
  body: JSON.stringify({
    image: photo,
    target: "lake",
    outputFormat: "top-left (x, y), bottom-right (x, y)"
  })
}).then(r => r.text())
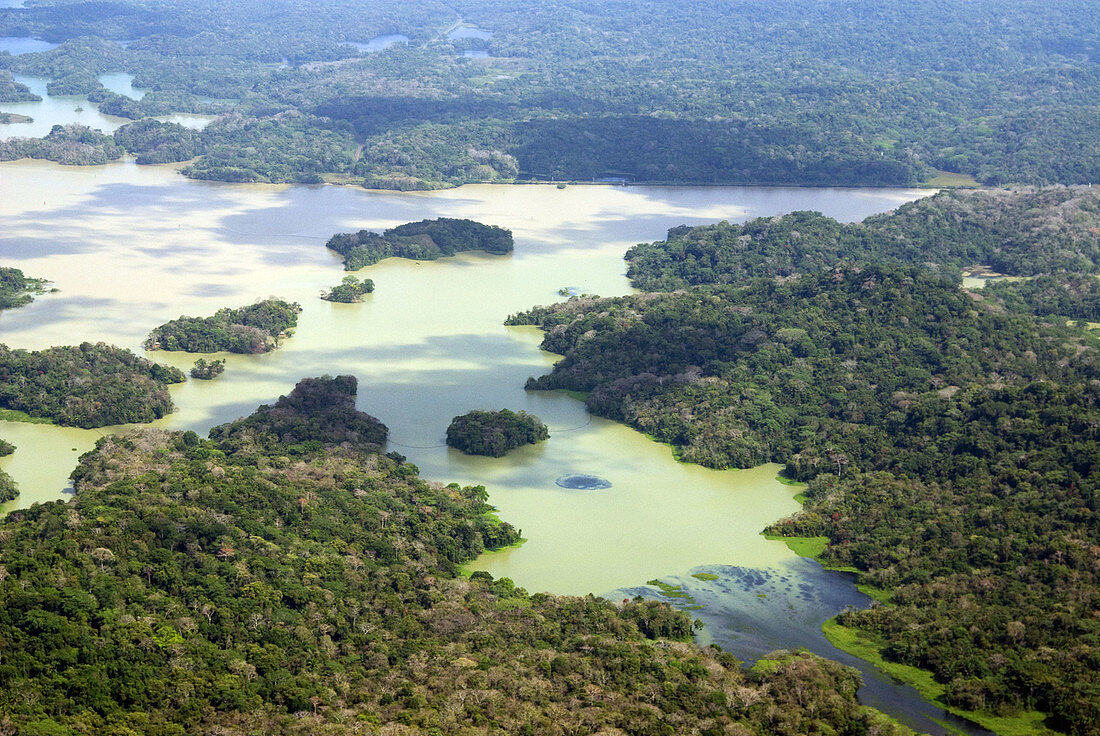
top-left (0, 159), bottom-right (979, 733)
top-left (0, 73), bottom-right (214, 138)
top-left (343, 34), bottom-right (410, 53)
top-left (0, 36), bottom-right (59, 55)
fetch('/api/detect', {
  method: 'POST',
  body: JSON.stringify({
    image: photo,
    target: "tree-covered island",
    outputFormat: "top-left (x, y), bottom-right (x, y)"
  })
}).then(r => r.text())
top-left (446, 408), bottom-right (549, 457)
top-left (0, 439), bottom-right (15, 504)
top-left (625, 186), bottom-right (1100, 291)
top-left (321, 275), bottom-right (375, 302)
top-left (0, 266), bottom-right (51, 311)
top-left (326, 217), bottom-right (513, 270)
top-left (145, 299), bottom-right (301, 354)
top-left (0, 342), bottom-right (184, 428)
top-left (0, 375), bottom-right (907, 735)
top-left (189, 358), bottom-right (225, 380)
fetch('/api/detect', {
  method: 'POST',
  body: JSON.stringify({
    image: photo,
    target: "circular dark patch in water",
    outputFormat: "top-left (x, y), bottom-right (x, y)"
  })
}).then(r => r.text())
top-left (555, 473), bottom-right (611, 490)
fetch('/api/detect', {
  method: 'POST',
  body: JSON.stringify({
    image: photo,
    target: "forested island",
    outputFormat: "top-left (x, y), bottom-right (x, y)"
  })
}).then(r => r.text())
top-left (321, 275), bottom-right (375, 302)
top-left (511, 187), bottom-right (1100, 732)
top-left (0, 439), bottom-right (15, 503)
top-left (326, 218), bottom-right (513, 270)
top-left (189, 358), bottom-right (225, 380)
top-left (145, 300), bottom-right (301, 354)
top-left (0, 266), bottom-right (49, 311)
top-left (0, 376), bottom-right (906, 735)
top-left (446, 409), bottom-right (549, 456)
top-left (1, 0), bottom-right (1098, 187)
top-left (0, 342), bottom-right (184, 428)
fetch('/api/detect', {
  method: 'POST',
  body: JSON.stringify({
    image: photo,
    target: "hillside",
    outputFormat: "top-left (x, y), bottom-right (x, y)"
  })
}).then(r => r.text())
top-left (513, 267), bottom-right (1100, 733)
top-left (0, 376), bottom-right (907, 735)
top-left (2, 1), bottom-right (1100, 186)
top-left (625, 187), bottom-right (1100, 291)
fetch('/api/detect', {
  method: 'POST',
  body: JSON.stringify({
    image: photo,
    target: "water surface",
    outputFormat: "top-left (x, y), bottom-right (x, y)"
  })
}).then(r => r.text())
top-left (344, 34), bottom-right (409, 53)
top-left (0, 159), bottom-right (948, 726)
top-left (620, 563), bottom-right (994, 736)
top-left (0, 37), bottom-right (58, 55)
top-left (0, 74), bottom-right (131, 137)
top-left (98, 71), bottom-right (147, 100)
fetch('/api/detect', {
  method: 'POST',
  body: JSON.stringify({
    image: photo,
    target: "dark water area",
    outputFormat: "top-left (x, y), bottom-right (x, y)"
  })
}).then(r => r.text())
top-left (616, 559), bottom-right (995, 736)
top-left (555, 473), bottom-right (612, 490)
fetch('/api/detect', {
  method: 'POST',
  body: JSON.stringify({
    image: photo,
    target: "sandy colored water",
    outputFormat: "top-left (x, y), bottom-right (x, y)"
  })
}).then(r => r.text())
top-left (0, 159), bottom-right (928, 595)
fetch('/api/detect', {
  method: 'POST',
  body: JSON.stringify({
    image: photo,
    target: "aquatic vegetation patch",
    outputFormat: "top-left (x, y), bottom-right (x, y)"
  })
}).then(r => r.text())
top-left (555, 473), bottom-right (611, 490)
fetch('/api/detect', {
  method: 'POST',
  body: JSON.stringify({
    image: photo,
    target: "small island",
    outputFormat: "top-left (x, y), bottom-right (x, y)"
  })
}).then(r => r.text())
top-left (190, 358), bottom-right (226, 380)
top-left (0, 113), bottom-right (32, 125)
top-left (446, 409), bottom-right (549, 457)
top-left (145, 299), bottom-right (301, 354)
top-left (321, 275), bottom-right (375, 302)
top-left (326, 218), bottom-right (513, 270)
top-left (0, 266), bottom-right (51, 311)
top-left (0, 342), bottom-right (185, 428)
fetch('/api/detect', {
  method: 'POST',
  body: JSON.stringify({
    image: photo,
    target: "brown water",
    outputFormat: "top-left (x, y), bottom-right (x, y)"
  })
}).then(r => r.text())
top-left (0, 159), bottom-right (928, 596)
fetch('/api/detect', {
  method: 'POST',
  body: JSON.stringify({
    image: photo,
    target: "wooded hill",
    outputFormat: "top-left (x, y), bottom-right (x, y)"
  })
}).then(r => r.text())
top-left (0, 342), bottom-right (184, 428)
top-left (0, 376), bottom-right (908, 736)
top-left (2, 0), bottom-right (1099, 187)
top-left (625, 187), bottom-right (1100, 291)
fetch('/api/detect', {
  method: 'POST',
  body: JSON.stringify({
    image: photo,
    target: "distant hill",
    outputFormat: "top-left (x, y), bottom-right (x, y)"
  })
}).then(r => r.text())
top-left (626, 187), bottom-right (1100, 290)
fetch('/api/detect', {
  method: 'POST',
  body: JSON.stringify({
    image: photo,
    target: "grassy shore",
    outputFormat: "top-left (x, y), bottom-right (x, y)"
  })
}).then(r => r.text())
top-left (823, 619), bottom-right (1057, 736)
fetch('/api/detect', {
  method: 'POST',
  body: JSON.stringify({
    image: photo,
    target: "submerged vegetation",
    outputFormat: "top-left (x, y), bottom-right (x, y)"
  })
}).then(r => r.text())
top-left (326, 218), bottom-right (513, 270)
top-left (0, 342), bottom-right (184, 428)
top-left (446, 409), bottom-right (549, 457)
top-left (0, 377), bottom-right (908, 735)
top-left (145, 299), bottom-right (301, 354)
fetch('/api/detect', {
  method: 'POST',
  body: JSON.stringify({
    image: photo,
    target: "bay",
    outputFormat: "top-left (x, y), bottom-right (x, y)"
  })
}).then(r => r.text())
top-left (0, 158), bottom-right (965, 730)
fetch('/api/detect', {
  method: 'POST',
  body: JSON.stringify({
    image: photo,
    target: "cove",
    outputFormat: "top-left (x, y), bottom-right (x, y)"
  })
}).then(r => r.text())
top-left (0, 73), bottom-right (214, 139)
top-left (0, 158), bottom-right (946, 726)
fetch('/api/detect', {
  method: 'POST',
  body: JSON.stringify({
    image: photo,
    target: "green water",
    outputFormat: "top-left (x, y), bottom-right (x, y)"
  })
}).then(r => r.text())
top-left (0, 159), bottom-right (929, 596)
